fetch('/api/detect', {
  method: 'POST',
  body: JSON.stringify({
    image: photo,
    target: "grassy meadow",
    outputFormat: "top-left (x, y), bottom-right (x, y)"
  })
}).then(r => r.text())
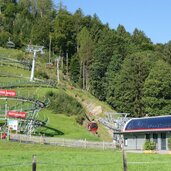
top-left (0, 141), bottom-right (171, 171)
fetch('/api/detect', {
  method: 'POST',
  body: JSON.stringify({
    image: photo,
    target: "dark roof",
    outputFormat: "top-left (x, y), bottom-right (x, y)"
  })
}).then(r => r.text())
top-left (123, 115), bottom-right (171, 133)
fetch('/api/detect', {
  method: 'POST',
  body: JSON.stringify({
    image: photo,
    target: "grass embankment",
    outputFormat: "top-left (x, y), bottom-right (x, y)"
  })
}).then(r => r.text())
top-left (38, 109), bottom-right (100, 141)
top-left (64, 86), bottom-right (114, 141)
top-left (1, 141), bottom-right (171, 171)
top-left (65, 84), bottom-right (113, 115)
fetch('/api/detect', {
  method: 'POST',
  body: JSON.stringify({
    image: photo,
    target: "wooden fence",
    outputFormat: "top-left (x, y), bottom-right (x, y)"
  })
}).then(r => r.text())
top-left (10, 134), bottom-right (116, 150)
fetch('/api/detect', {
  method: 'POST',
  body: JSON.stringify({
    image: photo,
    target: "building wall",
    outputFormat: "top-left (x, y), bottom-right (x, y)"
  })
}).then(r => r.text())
top-left (166, 133), bottom-right (171, 150)
top-left (124, 134), bottom-right (145, 150)
top-left (123, 132), bottom-right (171, 151)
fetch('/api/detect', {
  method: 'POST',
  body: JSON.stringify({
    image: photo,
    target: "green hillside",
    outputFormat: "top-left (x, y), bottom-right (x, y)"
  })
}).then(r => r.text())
top-left (2, 0), bottom-right (171, 118)
top-left (0, 47), bottom-right (113, 142)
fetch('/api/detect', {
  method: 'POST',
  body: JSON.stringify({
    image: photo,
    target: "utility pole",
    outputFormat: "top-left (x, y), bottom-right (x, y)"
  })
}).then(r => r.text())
top-left (83, 62), bottom-right (85, 89)
top-left (66, 52), bottom-right (68, 78)
top-left (30, 50), bottom-right (36, 81)
top-left (32, 155), bottom-right (37, 171)
top-left (5, 98), bottom-right (7, 119)
top-left (56, 57), bottom-right (60, 84)
top-left (49, 35), bottom-right (51, 63)
top-left (61, 56), bottom-right (63, 70)
top-left (122, 137), bottom-right (127, 171)
top-left (34, 0), bottom-right (37, 17)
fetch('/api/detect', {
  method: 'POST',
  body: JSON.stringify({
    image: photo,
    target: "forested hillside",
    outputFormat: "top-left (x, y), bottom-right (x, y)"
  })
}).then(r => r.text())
top-left (1, 0), bottom-right (171, 117)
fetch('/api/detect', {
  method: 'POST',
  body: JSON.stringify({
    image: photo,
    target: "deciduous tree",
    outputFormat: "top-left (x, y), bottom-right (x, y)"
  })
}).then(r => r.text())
top-left (143, 60), bottom-right (171, 115)
top-left (77, 27), bottom-right (94, 90)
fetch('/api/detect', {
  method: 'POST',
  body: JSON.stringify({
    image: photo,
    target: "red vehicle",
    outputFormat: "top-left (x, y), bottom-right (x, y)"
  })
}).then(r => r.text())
top-left (88, 120), bottom-right (98, 134)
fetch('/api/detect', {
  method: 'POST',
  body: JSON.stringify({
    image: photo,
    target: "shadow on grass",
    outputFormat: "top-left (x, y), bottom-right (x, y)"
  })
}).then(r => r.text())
top-left (35, 125), bottom-right (64, 137)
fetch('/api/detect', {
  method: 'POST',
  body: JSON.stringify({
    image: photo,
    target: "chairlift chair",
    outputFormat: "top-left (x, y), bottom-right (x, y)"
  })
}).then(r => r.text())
top-left (46, 62), bottom-right (54, 69)
top-left (26, 45), bottom-right (44, 54)
top-left (6, 40), bottom-right (15, 48)
top-left (88, 120), bottom-right (98, 134)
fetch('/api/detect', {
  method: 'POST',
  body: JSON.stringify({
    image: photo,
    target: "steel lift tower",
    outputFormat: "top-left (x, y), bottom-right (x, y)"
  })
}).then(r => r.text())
top-left (26, 45), bottom-right (44, 81)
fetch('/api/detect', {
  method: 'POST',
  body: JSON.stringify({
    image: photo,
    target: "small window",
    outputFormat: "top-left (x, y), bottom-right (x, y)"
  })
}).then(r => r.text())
top-left (146, 134), bottom-right (150, 141)
top-left (153, 134), bottom-right (158, 144)
top-left (124, 138), bottom-right (128, 146)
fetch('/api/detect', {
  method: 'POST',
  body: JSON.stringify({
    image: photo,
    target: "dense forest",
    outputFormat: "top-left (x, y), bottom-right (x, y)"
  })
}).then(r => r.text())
top-left (1, 0), bottom-right (171, 117)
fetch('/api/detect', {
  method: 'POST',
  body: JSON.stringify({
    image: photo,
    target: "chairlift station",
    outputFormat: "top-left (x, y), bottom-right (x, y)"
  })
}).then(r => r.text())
top-left (100, 112), bottom-right (171, 151)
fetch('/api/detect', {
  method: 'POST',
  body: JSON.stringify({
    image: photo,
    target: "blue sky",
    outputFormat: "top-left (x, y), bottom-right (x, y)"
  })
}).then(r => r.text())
top-left (54, 0), bottom-right (171, 44)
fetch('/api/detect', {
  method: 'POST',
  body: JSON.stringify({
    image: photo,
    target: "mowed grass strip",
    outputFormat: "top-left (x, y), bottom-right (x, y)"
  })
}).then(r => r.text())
top-left (127, 152), bottom-right (171, 171)
top-left (1, 141), bottom-right (171, 171)
top-left (0, 141), bottom-right (119, 171)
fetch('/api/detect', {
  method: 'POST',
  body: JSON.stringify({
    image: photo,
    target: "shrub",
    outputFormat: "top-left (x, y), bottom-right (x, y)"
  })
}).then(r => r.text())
top-left (144, 141), bottom-right (156, 150)
top-left (46, 91), bottom-right (55, 97)
top-left (75, 115), bottom-right (85, 125)
top-left (46, 91), bottom-right (85, 117)
top-left (0, 31), bottom-right (11, 47)
top-left (35, 71), bottom-right (49, 79)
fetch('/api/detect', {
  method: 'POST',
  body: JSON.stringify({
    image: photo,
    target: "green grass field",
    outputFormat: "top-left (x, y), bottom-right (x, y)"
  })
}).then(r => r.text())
top-left (38, 109), bottom-right (100, 141)
top-left (0, 141), bottom-right (171, 171)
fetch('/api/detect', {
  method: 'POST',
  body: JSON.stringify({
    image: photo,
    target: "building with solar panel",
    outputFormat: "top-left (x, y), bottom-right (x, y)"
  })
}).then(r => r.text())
top-left (118, 115), bottom-right (171, 150)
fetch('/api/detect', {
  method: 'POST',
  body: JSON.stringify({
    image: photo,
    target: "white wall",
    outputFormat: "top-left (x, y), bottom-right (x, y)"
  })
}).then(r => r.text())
top-left (124, 132), bottom-right (171, 151)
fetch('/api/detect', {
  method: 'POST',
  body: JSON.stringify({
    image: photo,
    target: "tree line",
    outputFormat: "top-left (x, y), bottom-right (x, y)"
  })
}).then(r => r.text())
top-left (1, 0), bottom-right (171, 117)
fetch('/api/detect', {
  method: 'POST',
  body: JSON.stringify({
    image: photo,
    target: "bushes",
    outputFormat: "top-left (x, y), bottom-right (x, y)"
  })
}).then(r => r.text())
top-left (144, 141), bottom-right (156, 150)
top-left (0, 31), bottom-right (11, 47)
top-left (35, 70), bottom-right (49, 79)
top-left (75, 115), bottom-right (85, 125)
top-left (46, 91), bottom-right (85, 124)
